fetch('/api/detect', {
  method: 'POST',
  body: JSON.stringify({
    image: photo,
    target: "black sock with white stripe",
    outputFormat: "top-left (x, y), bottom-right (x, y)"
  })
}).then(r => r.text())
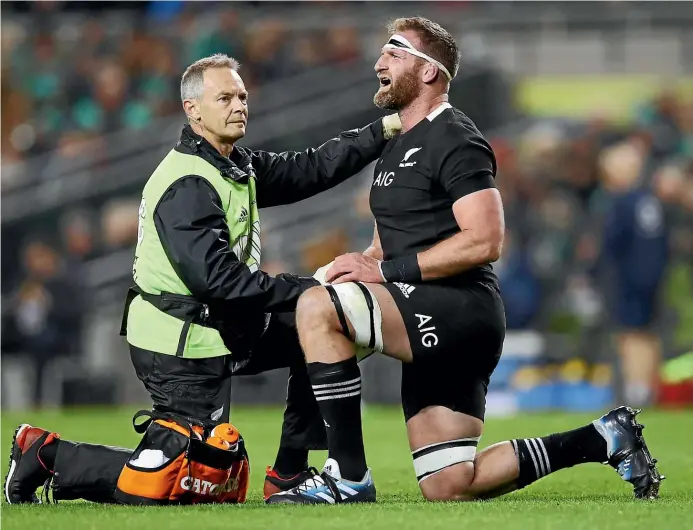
top-left (308, 358), bottom-right (366, 482)
top-left (512, 424), bottom-right (607, 488)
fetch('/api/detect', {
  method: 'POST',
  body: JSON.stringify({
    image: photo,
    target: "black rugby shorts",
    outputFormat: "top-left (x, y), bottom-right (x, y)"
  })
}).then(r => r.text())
top-left (382, 279), bottom-right (506, 422)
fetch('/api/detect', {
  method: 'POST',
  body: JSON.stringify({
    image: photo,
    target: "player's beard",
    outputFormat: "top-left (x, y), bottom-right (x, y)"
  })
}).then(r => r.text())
top-left (373, 67), bottom-right (422, 111)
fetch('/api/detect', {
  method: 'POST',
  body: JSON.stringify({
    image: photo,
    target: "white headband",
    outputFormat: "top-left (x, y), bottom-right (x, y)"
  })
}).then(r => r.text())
top-left (383, 34), bottom-right (453, 81)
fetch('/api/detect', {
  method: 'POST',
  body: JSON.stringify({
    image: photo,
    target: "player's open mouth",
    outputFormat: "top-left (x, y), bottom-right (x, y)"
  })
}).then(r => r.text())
top-left (379, 77), bottom-right (391, 87)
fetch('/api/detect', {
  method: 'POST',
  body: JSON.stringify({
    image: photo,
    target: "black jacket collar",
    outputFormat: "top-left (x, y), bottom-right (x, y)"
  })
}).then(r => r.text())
top-left (176, 124), bottom-right (253, 183)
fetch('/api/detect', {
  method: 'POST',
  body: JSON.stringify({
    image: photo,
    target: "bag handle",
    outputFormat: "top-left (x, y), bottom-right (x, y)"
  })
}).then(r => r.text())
top-left (131, 409), bottom-right (205, 436)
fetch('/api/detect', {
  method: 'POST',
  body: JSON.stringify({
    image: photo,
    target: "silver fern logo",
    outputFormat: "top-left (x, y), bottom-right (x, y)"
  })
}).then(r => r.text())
top-left (399, 147), bottom-right (422, 167)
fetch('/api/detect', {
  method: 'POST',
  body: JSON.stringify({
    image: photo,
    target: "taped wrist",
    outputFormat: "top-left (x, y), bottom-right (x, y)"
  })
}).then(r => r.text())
top-left (379, 255), bottom-right (421, 283)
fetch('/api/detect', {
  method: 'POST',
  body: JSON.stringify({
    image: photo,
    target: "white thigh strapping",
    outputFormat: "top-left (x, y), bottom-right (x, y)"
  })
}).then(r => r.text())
top-left (312, 261), bottom-right (333, 286)
top-left (412, 438), bottom-right (480, 483)
top-left (330, 282), bottom-right (384, 360)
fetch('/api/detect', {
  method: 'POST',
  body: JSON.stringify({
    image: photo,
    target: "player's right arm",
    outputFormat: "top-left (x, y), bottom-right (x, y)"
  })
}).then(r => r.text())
top-left (416, 189), bottom-right (504, 280)
top-left (153, 176), bottom-right (317, 312)
top-left (407, 133), bottom-right (503, 281)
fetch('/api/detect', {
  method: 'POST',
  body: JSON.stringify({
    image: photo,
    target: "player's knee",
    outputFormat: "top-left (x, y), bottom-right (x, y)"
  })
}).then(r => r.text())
top-left (418, 467), bottom-right (477, 502)
top-left (296, 286), bottom-right (336, 334)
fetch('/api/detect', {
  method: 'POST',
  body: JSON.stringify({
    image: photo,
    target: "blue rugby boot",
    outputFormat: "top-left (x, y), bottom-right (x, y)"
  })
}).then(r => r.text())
top-left (265, 458), bottom-right (376, 504)
top-left (592, 406), bottom-right (665, 499)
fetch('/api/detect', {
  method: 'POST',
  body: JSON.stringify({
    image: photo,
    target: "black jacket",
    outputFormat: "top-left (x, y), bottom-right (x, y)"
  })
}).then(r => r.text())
top-left (153, 121), bottom-right (386, 355)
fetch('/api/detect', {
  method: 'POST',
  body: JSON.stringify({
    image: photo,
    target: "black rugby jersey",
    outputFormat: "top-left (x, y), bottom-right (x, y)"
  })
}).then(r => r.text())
top-left (370, 103), bottom-right (498, 286)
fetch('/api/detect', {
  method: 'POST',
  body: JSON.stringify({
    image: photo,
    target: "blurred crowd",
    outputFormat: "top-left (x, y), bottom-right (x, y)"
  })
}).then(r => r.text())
top-left (491, 91), bottom-right (693, 333)
top-left (1, 2), bottom-right (368, 165)
top-left (484, 91), bottom-right (692, 408)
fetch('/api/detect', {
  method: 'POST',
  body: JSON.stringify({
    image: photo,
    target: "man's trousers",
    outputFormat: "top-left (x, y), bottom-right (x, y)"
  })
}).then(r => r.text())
top-left (50, 312), bottom-right (326, 502)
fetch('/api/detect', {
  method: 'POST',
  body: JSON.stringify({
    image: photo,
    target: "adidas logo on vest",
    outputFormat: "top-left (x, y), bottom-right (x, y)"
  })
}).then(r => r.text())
top-left (238, 207), bottom-right (248, 223)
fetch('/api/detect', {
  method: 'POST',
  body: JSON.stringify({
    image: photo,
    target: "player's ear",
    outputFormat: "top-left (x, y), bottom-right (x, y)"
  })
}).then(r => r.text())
top-left (421, 64), bottom-right (438, 84)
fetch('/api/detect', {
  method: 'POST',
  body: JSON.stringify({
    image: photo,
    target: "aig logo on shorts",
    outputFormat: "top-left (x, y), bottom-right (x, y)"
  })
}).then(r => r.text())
top-left (416, 314), bottom-right (438, 347)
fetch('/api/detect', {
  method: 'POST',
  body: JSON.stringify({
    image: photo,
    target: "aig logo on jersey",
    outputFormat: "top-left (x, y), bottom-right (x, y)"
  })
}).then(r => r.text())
top-left (373, 171), bottom-right (395, 187)
top-left (399, 147), bottom-right (422, 167)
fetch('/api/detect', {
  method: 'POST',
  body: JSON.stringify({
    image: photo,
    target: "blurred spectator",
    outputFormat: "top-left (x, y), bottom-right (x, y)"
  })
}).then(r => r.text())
top-left (146, 0), bottom-right (185, 23)
top-left (635, 90), bottom-right (687, 162)
top-left (101, 198), bottom-right (140, 249)
top-left (562, 135), bottom-right (600, 205)
top-left (184, 9), bottom-right (245, 67)
top-left (137, 39), bottom-right (178, 119)
top-left (527, 190), bottom-right (579, 279)
top-left (652, 163), bottom-right (686, 206)
top-left (328, 25), bottom-right (362, 66)
top-left (6, 239), bottom-right (84, 406)
top-left (682, 176), bottom-right (693, 213)
top-left (598, 141), bottom-right (669, 407)
top-left (562, 273), bottom-right (603, 329)
top-left (243, 19), bottom-right (292, 86)
top-left (75, 60), bottom-right (129, 132)
top-left (60, 209), bottom-right (97, 266)
top-left (496, 230), bottom-right (541, 329)
top-left (41, 130), bottom-right (107, 182)
top-left (293, 33), bottom-right (328, 71)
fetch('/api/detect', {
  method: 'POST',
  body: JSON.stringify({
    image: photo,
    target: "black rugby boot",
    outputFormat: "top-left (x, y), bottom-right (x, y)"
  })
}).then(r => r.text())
top-left (592, 406), bottom-right (665, 499)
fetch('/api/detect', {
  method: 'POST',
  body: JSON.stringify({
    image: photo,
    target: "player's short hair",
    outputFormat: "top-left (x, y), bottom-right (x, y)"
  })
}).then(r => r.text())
top-left (387, 17), bottom-right (460, 80)
top-left (180, 53), bottom-right (240, 102)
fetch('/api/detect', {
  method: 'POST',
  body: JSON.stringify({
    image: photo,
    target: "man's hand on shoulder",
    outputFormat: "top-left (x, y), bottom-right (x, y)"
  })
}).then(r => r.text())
top-left (326, 253), bottom-right (385, 285)
top-left (382, 113), bottom-right (402, 140)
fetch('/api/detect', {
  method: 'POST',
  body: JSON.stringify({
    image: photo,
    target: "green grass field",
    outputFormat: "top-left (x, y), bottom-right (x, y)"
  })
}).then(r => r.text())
top-left (2, 406), bottom-right (691, 529)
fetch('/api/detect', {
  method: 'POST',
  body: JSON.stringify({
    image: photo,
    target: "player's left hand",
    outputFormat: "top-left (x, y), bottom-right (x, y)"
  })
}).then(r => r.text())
top-left (326, 253), bottom-right (385, 284)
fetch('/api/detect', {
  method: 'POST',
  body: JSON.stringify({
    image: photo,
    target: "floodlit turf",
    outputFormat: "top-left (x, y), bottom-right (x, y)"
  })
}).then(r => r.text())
top-left (1, 406), bottom-right (691, 529)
